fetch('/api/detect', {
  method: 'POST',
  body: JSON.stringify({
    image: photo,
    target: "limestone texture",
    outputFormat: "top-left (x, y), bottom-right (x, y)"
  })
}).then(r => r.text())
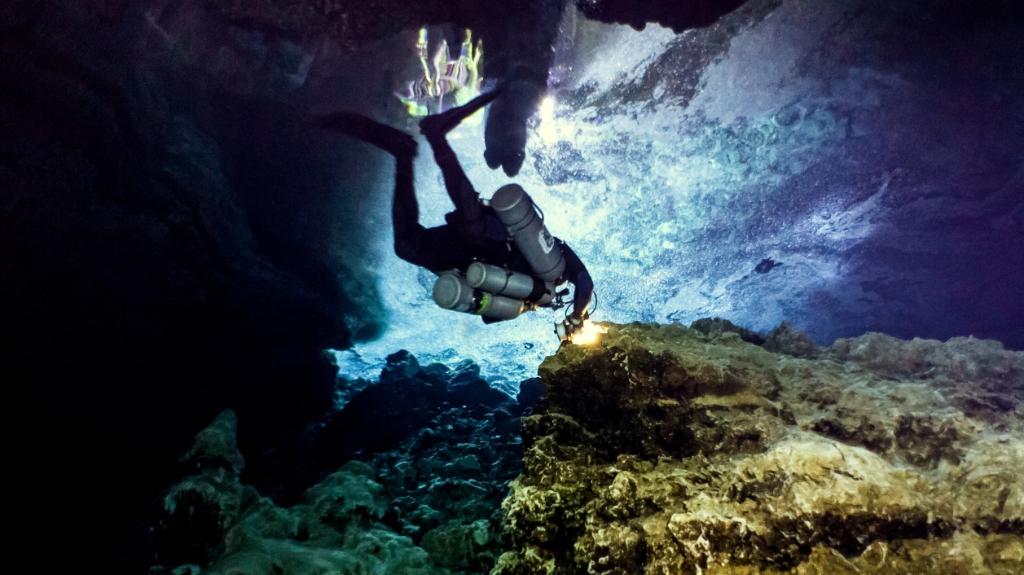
top-left (152, 352), bottom-right (526, 574)
top-left (494, 322), bottom-right (1024, 574)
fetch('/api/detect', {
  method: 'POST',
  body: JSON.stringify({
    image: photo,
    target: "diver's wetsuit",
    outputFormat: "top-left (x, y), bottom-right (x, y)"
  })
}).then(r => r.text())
top-left (319, 90), bottom-right (594, 319)
top-left (397, 124), bottom-right (594, 318)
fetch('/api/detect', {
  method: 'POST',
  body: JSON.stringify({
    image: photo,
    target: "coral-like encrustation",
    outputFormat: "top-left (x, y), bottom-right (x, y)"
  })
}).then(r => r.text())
top-left (494, 322), bottom-right (1024, 574)
top-left (152, 352), bottom-right (526, 574)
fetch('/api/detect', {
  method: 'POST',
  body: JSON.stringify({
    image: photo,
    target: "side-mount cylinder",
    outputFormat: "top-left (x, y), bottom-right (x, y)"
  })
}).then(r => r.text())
top-left (466, 262), bottom-right (554, 306)
top-left (432, 273), bottom-right (525, 320)
top-left (490, 184), bottom-right (566, 282)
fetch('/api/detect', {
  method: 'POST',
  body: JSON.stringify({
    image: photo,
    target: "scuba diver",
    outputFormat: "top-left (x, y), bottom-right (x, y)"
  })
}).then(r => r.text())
top-left (317, 89), bottom-right (594, 341)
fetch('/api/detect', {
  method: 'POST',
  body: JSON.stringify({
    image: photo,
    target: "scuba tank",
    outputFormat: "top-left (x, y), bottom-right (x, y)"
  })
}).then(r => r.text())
top-left (432, 273), bottom-right (525, 320)
top-left (466, 262), bottom-right (554, 306)
top-left (432, 185), bottom-right (570, 322)
top-left (490, 184), bottom-right (566, 282)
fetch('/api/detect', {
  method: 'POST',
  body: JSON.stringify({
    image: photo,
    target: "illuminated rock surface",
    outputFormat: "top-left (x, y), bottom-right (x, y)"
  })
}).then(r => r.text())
top-left (494, 322), bottom-right (1024, 574)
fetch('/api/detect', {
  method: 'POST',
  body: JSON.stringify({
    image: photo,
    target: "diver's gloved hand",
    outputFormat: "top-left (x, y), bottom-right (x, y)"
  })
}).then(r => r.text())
top-left (555, 314), bottom-right (586, 343)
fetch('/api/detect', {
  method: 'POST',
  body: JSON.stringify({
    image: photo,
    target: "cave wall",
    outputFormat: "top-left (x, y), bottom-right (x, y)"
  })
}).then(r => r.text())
top-left (512, 0), bottom-right (1024, 348)
top-left (1, 2), bottom-right (398, 568)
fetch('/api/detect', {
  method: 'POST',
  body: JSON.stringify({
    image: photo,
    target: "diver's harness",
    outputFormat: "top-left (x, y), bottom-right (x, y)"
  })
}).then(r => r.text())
top-left (431, 184), bottom-right (585, 341)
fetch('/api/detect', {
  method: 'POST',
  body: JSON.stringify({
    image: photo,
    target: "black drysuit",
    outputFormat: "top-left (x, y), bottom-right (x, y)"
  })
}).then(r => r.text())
top-left (391, 130), bottom-right (594, 318)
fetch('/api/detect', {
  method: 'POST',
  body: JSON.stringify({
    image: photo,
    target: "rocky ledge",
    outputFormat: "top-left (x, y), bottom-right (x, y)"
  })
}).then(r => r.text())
top-left (495, 322), bottom-right (1024, 574)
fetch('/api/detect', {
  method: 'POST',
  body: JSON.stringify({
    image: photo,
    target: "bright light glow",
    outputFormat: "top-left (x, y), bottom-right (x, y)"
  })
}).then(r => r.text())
top-left (570, 320), bottom-right (608, 346)
top-left (538, 96), bottom-right (558, 143)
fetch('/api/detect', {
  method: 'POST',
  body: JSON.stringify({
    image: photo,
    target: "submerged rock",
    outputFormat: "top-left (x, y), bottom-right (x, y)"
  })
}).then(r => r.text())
top-left (495, 322), bottom-right (1024, 574)
top-left (316, 351), bottom-right (514, 467)
top-left (157, 410), bottom-right (247, 566)
top-left (690, 317), bottom-right (766, 346)
top-left (153, 354), bottom-right (524, 574)
top-left (764, 321), bottom-right (820, 358)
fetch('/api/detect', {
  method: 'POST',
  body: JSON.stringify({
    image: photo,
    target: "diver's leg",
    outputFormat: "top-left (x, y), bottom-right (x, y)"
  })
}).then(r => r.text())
top-left (425, 128), bottom-right (483, 224)
top-left (376, 151), bottom-right (461, 272)
top-left (419, 90), bottom-right (502, 222)
top-left (383, 149), bottom-right (474, 274)
top-left (404, 225), bottom-right (471, 273)
top-left (313, 112), bottom-right (425, 263)
top-left (390, 156), bottom-right (429, 265)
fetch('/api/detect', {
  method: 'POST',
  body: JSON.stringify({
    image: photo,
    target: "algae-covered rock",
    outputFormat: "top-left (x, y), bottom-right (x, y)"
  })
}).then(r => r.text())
top-left (157, 410), bottom-right (247, 565)
top-left (691, 317), bottom-right (766, 346)
top-left (495, 322), bottom-right (1024, 574)
top-left (764, 322), bottom-right (820, 358)
top-left (153, 353), bottom-right (524, 574)
top-left (154, 412), bottom-right (439, 574)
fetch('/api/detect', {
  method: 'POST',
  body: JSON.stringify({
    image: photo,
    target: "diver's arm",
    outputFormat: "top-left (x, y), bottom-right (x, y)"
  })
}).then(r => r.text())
top-left (560, 241), bottom-right (593, 320)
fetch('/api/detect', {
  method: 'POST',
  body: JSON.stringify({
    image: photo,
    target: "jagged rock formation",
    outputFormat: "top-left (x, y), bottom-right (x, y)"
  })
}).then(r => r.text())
top-left (153, 353), bottom-right (526, 574)
top-left (315, 351), bottom-right (513, 468)
top-left (153, 409), bottom-right (440, 574)
top-left (690, 317), bottom-right (766, 345)
top-left (495, 322), bottom-right (1024, 574)
top-left (690, 318), bottom-right (820, 358)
